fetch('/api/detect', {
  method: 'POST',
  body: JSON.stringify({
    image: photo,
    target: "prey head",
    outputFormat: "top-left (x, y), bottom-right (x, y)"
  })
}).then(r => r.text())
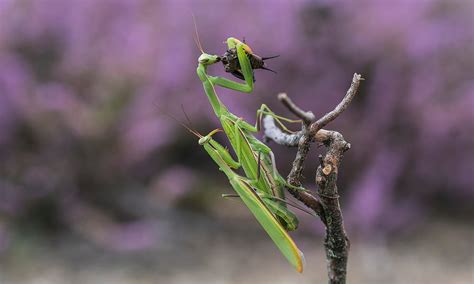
top-left (221, 46), bottom-right (278, 81)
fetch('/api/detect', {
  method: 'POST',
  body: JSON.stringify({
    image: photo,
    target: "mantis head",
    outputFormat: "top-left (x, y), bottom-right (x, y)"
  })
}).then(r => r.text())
top-left (192, 14), bottom-right (221, 66)
top-left (198, 129), bottom-right (222, 145)
top-left (198, 135), bottom-right (210, 145)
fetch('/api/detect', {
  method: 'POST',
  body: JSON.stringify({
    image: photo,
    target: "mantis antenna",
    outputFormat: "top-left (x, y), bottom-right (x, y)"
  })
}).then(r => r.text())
top-left (191, 12), bottom-right (204, 54)
top-left (154, 102), bottom-right (203, 139)
top-left (181, 104), bottom-right (193, 128)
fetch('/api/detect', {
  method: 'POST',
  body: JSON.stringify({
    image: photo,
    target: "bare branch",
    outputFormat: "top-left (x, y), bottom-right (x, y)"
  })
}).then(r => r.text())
top-left (278, 93), bottom-right (315, 125)
top-left (263, 116), bottom-right (301, 147)
top-left (310, 73), bottom-right (363, 133)
top-left (315, 130), bottom-right (350, 283)
top-left (263, 116), bottom-right (345, 147)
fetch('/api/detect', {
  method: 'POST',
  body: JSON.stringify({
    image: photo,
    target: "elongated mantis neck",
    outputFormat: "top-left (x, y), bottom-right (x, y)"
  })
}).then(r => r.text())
top-left (197, 63), bottom-right (227, 118)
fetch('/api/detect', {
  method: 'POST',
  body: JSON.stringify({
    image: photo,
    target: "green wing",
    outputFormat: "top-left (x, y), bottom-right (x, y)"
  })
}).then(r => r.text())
top-left (229, 176), bottom-right (304, 272)
top-left (202, 140), bottom-right (304, 272)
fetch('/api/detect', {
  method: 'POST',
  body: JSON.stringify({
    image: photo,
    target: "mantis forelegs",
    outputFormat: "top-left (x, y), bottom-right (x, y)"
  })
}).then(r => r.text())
top-left (209, 41), bottom-right (254, 93)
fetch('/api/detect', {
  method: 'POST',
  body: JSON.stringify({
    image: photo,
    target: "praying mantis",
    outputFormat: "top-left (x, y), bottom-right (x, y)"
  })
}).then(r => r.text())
top-left (194, 32), bottom-right (309, 272)
top-left (184, 126), bottom-right (304, 272)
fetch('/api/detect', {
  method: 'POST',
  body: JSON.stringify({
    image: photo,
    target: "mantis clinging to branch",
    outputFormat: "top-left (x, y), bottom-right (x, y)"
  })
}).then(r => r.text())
top-left (193, 24), bottom-right (309, 272)
top-left (182, 124), bottom-right (305, 272)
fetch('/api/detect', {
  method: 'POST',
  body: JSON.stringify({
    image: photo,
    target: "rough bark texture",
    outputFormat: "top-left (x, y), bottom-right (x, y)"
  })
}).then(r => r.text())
top-left (316, 131), bottom-right (350, 284)
top-left (263, 73), bottom-right (363, 284)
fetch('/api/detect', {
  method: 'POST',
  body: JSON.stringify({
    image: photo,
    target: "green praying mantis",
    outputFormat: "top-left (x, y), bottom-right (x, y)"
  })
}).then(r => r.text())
top-left (192, 32), bottom-right (310, 272)
top-left (184, 126), bottom-right (304, 272)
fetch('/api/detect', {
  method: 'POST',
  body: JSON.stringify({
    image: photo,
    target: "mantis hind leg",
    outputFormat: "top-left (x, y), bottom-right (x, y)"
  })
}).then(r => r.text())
top-left (228, 104), bottom-right (301, 136)
top-left (263, 197), bottom-right (299, 231)
top-left (232, 118), bottom-right (307, 193)
top-left (233, 117), bottom-right (271, 152)
top-left (256, 104), bottom-right (302, 133)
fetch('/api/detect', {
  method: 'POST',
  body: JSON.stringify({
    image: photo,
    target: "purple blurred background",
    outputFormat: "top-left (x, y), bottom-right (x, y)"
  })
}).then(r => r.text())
top-left (0, 0), bottom-right (473, 283)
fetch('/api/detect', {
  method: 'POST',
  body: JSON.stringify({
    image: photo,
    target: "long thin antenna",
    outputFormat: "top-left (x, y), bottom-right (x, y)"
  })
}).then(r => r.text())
top-left (181, 104), bottom-right (193, 127)
top-left (266, 195), bottom-right (318, 217)
top-left (154, 102), bottom-right (202, 138)
top-left (191, 12), bottom-right (204, 54)
top-left (173, 114), bottom-right (202, 138)
top-left (221, 194), bottom-right (317, 217)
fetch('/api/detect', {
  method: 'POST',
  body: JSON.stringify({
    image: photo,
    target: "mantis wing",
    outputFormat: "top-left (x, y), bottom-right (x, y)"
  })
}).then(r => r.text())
top-left (201, 137), bottom-right (304, 272)
top-left (229, 176), bottom-right (304, 273)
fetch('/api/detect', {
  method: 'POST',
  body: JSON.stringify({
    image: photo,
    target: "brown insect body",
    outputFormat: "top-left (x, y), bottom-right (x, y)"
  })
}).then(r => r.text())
top-left (221, 47), bottom-right (278, 82)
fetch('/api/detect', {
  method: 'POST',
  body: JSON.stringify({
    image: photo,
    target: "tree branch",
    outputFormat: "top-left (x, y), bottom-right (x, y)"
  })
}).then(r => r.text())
top-left (310, 73), bottom-right (363, 134)
top-left (316, 130), bottom-right (350, 283)
top-left (263, 73), bottom-right (362, 283)
top-left (263, 115), bottom-right (302, 147)
top-left (277, 93), bottom-right (315, 125)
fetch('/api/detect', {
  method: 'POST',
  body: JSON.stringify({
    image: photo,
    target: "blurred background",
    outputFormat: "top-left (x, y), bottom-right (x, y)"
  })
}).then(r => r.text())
top-left (0, 0), bottom-right (473, 283)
